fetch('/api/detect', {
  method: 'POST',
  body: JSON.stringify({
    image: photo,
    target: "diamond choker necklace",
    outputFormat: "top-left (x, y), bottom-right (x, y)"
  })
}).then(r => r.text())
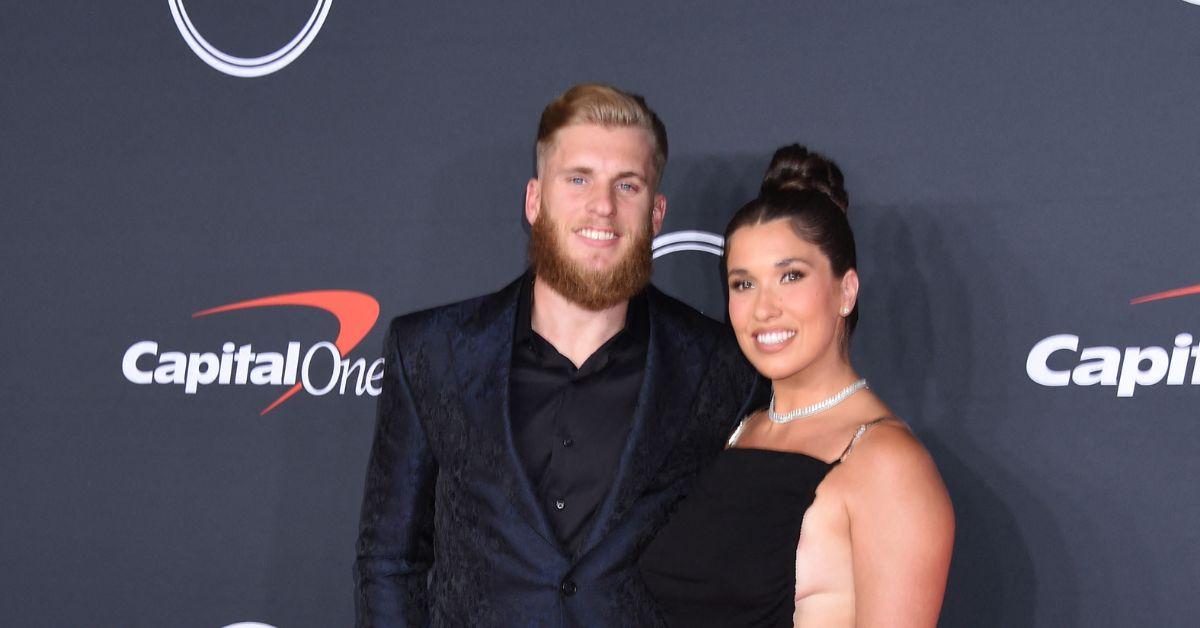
top-left (768, 378), bottom-right (869, 424)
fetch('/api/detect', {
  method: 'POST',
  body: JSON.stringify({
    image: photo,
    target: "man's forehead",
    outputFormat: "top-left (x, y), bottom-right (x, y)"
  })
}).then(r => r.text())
top-left (557, 121), bottom-right (653, 138)
top-left (544, 123), bottom-right (656, 165)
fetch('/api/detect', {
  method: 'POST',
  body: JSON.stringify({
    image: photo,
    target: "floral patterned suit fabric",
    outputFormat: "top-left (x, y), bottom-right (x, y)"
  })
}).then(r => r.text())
top-left (355, 275), bottom-right (764, 627)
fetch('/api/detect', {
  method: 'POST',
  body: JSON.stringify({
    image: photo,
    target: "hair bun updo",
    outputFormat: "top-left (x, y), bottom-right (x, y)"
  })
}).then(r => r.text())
top-left (724, 142), bottom-right (859, 340)
top-left (759, 144), bottom-right (849, 211)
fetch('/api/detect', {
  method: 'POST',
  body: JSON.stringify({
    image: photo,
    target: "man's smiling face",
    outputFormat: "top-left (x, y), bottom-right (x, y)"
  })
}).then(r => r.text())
top-left (525, 123), bottom-right (666, 310)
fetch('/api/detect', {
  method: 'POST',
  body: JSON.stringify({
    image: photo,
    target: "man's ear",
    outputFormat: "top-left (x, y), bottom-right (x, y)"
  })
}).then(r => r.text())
top-left (525, 178), bottom-right (541, 226)
top-left (651, 193), bottom-right (667, 235)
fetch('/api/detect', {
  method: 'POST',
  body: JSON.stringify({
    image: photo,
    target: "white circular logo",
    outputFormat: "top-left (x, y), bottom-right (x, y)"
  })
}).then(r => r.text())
top-left (222, 623), bottom-right (277, 628)
top-left (169, 0), bottom-right (333, 77)
top-left (652, 230), bottom-right (724, 259)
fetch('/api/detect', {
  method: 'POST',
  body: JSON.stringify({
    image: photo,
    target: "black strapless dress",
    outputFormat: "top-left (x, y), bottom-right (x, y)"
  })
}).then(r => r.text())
top-left (639, 419), bottom-right (883, 627)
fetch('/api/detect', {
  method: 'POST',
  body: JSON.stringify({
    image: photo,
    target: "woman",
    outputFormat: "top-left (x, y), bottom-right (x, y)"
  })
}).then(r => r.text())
top-left (639, 145), bottom-right (954, 627)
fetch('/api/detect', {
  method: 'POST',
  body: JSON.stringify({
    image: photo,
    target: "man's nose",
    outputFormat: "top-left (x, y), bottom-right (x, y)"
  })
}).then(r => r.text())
top-left (587, 186), bottom-right (616, 217)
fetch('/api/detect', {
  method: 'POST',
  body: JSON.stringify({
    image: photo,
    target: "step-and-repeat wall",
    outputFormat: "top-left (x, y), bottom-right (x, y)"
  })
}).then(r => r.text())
top-left (4, 1), bottom-right (1199, 626)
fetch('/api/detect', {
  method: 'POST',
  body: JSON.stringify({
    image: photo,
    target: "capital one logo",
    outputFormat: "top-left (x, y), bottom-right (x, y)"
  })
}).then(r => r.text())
top-left (122, 290), bottom-right (383, 415)
top-left (123, 235), bottom-right (717, 414)
top-left (169, 0), bottom-right (333, 77)
top-left (1026, 283), bottom-right (1200, 397)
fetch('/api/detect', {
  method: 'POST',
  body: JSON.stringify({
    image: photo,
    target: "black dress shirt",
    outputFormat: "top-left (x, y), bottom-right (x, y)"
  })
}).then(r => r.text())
top-left (509, 275), bottom-right (649, 555)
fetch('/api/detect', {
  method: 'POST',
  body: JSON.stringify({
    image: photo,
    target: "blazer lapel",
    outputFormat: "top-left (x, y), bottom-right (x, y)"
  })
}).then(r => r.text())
top-left (448, 275), bottom-right (559, 548)
top-left (578, 287), bottom-right (714, 556)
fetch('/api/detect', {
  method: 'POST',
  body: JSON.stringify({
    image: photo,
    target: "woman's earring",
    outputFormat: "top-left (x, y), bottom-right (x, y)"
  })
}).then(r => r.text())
top-left (840, 306), bottom-right (850, 316)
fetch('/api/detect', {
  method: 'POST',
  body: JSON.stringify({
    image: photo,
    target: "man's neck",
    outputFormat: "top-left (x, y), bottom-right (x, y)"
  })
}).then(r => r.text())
top-left (531, 276), bottom-right (629, 368)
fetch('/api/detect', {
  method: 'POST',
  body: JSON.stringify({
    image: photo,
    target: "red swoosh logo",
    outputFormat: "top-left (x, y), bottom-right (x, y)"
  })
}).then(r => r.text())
top-left (1130, 283), bottom-right (1200, 305)
top-left (193, 290), bottom-right (380, 415)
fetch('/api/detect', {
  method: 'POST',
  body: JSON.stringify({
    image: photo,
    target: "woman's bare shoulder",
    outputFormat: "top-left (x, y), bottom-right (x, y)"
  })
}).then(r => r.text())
top-left (837, 418), bottom-right (950, 505)
top-left (837, 417), bottom-right (955, 625)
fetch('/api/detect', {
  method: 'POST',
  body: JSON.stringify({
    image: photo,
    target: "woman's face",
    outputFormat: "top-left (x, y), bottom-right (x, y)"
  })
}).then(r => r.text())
top-left (725, 218), bottom-right (858, 381)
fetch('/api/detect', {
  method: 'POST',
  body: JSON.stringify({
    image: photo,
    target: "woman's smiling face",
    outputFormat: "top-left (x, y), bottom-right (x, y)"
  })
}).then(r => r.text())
top-left (725, 218), bottom-right (858, 381)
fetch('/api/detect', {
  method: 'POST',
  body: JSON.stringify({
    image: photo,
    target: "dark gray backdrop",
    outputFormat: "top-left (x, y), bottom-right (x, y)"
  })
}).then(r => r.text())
top-left (4, 1), bottom-right (1199, 626)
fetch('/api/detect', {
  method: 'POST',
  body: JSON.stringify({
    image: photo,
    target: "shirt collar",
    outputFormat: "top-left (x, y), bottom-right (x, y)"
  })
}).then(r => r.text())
top-left (514, 271), bottom-right (649, 353)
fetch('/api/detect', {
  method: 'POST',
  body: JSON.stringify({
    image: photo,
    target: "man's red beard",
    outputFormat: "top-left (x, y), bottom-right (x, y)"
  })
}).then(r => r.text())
top-left (528, 208), bottom-right (653, 311)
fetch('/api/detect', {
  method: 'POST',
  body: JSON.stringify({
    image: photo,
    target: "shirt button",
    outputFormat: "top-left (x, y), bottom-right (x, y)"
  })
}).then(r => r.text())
top-left (555, 499), bottom-right (566, 510)
top-left (562, 438), bottom-right (574, 448)
top-left (560, 580), bottom-right (577, 596)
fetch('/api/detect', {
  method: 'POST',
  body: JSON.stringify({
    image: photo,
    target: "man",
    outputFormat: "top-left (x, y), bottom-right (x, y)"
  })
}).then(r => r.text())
top-left (354, 84), bottom-right (763, 626)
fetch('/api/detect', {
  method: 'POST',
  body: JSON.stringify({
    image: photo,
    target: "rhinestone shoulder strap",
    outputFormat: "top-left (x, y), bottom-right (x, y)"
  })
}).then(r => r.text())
top-left (726, 416), bottom-right (751, 448)
top-left (836, 417), bottom-right (890, 463)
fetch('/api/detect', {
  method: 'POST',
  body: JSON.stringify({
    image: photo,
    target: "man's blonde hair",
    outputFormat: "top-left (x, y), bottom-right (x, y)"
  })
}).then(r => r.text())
top-left (536, 83), bottom-right (668, 185)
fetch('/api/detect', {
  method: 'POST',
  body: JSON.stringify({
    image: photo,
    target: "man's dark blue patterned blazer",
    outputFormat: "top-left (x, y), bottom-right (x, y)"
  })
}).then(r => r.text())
top-left (354, 274), bottom-right (763, 627)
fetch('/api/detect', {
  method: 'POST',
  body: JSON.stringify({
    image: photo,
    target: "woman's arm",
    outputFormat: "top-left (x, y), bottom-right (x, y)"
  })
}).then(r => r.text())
top-left (843, 423), bottom-right (955, 627)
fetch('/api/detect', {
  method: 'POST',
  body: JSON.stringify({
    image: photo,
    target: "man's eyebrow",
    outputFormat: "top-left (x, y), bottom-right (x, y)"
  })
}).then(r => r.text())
top-left (563, 166), bottom-right (594, 175)
top-left (615, 170), bottom-right (648, 181)
top-left (727, 268), bottom-right (748, 276)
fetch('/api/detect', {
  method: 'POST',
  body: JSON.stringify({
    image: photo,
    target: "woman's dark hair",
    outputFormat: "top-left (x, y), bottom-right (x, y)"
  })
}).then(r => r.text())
top-left (722, 144), bottom-right (859, 337)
